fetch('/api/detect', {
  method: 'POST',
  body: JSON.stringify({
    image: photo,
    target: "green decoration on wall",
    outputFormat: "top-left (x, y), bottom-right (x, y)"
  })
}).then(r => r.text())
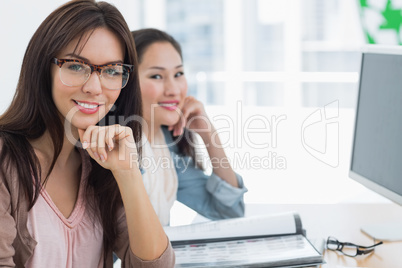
top-left (358, 0), bottom-right (402, 45)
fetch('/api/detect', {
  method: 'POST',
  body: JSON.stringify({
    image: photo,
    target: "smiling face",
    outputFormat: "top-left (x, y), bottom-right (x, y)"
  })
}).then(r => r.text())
top-left (51, 27), bottom-right (125, 131)
top-left (138, 42), bottom-right (188, 128)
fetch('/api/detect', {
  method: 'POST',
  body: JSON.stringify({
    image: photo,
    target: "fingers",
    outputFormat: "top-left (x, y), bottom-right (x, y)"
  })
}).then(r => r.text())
top-left (79, 125), bottom-right (129, 163)
top-left (96, 128), bottom-right (107, 162)
top-left (171, 96), bottom-right (208, 136)
top-left (106, 127), bottom-right (115, 151)
top-left (181, 96), bottom-right (196, 118)
top-left (91, 127), bottom-right (103, 161)
top-left (172, 120), bottom-right (184, 137)
top-left (169, 97), bottom-right (194, 136)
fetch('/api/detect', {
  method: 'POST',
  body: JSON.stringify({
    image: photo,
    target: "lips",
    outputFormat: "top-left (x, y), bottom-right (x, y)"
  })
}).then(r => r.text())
top-left (74, 100), bottom-right (101, 114)
top-left (158, 101), bottom-right (179, 111)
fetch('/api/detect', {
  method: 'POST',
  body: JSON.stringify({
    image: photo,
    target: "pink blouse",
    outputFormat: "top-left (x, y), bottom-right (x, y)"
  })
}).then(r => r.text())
top-left (26, 177), bottom-right (103, 268)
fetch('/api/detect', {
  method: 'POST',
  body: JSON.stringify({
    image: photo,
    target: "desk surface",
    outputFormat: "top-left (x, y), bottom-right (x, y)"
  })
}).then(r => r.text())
top-left (245, 203), bottom-right (402, 267)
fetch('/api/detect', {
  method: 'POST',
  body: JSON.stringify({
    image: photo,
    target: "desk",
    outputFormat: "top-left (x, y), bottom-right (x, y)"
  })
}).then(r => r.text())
top-left (245, 203), bottom-right (402, 267)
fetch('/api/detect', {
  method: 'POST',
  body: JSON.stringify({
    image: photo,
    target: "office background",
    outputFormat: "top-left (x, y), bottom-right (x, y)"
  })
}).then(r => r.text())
top-left (0, 0), bottom-right (398, 205)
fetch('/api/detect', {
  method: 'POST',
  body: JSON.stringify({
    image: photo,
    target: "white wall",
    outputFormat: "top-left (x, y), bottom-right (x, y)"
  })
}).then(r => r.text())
top-left (0, 0), bottom-right (141, 114)
top-left (0, 1), bottom-right (387, 208)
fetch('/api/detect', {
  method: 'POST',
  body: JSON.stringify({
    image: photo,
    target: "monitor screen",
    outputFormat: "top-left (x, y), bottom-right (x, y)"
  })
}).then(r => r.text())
top-left (350, 46), bottom-right (402, 206)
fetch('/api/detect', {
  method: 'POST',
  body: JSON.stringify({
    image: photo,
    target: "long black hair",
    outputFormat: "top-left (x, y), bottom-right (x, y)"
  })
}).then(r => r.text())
top-left (131, 28), bottom-right (201, 166)
top-left (0, 0), bottom-right (142, 261)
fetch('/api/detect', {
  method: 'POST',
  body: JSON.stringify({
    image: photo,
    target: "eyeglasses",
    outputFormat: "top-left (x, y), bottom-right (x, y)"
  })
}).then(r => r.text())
top-left (52, 58), bottom-right (134, 90)
top-left (326, 236), bottom-right (383, 257)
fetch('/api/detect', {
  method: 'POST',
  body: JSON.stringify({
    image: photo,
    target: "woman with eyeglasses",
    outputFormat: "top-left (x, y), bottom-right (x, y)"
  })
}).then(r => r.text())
top-left (0, 1), bottom-right (174, 267)
top-left (131, 28), bottom-right (247, 226)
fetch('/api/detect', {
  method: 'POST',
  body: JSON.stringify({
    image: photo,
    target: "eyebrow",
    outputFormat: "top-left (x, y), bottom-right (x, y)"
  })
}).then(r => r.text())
top-left (149, 65), bottom-right (183, 70)
top-left (64, 53), bottom-right (124, 64)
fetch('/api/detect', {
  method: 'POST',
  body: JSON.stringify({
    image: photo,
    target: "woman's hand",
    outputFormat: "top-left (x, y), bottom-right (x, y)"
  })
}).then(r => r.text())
top-left (169, 96), bottom-right (212, 138)
top-left (170, 96), bottom-right (239, 188)
top-left (79, 125), bottom-right (169, 260)
top-left (78, 124), bottom-right (139, 172)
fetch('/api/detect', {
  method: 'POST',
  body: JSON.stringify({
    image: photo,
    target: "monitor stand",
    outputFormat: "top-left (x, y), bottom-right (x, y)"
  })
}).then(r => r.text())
top-left (361, 222), bottom-right (402, 241)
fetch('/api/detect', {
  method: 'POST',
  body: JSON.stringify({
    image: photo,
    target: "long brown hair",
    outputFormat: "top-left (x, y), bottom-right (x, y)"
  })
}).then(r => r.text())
top-left (0, 0), bottom-right (142, 260)
top-left (131, 28), bottom-right (200, 165)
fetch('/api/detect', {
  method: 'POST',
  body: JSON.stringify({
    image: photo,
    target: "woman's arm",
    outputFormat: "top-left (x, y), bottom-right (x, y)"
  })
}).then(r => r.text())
top-left (162, 127), bottom-right (247, 220)
top-left (198, 124), bottom-right (238, 187)
top-left (170, 96), bottom-right (239, 188)
top-left (78, 125), bottom-right (169, 261)
top-left (176, 157), bottom-right (247, 219)
top-left (0, 174), bottom-right (17, 266)
top-left (112, 168), bottom-right (168, 260)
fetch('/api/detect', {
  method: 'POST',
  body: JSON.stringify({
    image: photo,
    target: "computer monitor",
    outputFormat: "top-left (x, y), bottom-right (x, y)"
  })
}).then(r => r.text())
top-left (350, 45), bottom-right (402, 241)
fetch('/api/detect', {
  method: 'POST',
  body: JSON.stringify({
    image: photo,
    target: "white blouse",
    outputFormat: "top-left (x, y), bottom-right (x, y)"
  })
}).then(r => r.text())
top-left (141, 129), bottom-right (178, 226)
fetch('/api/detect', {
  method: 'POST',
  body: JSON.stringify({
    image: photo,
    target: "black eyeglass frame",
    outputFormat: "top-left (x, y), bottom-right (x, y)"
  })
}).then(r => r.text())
top-left (51, 58), bottom-right (134, 90)
top-left (326, 236), bottom-right (383, 257)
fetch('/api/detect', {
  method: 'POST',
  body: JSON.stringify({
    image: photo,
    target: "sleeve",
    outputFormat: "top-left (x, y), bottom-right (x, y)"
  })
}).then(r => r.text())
top-left (113, 206), bottom-right (175, 268)
top-left (176, 154), bottom-right (248, 220)
top-left (0, 175), bottom-right (17, 267)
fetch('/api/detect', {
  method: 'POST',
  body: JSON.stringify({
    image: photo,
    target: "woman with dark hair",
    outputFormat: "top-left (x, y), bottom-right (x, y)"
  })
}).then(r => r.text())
top-left (0, 1), bottom-right (173, 267)
top-left (131, 28), bottom-right (247, 226)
